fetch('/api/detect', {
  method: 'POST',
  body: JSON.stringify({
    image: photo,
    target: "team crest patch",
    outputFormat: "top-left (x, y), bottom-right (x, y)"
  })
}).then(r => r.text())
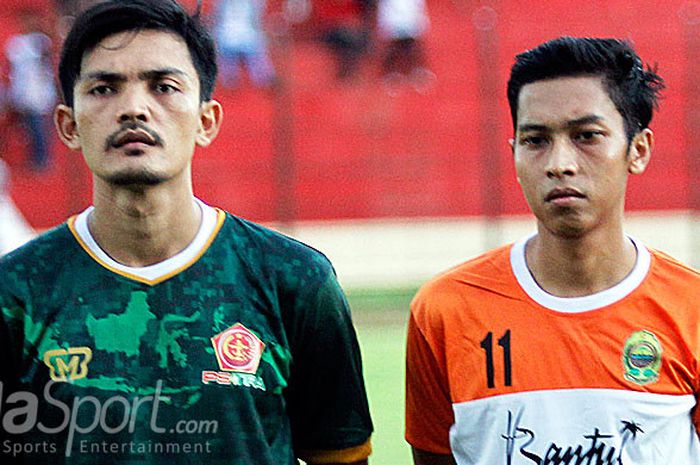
top-left (211, 323), bottom-right (265, 374)
top-left (622, 330), bottom-right (662, 385)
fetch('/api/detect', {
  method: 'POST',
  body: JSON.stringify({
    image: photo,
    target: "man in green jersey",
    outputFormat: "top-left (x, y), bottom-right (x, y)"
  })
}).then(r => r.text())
top-left (0, 1), bottom-right (373, 464)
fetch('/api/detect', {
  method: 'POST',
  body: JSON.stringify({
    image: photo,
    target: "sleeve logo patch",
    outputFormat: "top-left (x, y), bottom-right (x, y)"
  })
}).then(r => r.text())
top-left (622, 330), bottom-right (662, 385)
top-left (211, 323), bottom-right (265, 374)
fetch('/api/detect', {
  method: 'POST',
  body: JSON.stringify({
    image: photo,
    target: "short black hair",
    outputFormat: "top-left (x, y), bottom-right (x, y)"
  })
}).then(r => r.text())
top-left (507, 37), bottom-right (664, 141)
top-left (58, 0), bottom-right (217, 107)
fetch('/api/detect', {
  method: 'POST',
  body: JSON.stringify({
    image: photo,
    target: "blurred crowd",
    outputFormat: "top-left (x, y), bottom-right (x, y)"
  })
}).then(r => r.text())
top-left (0, 0), bottom-right (433, 169)
top-left (0, 0), bottom-right (433, 255)
top-left (1, 8), bottom-right (57, 173)
top-left (211, 0), bottom-right (433, 89)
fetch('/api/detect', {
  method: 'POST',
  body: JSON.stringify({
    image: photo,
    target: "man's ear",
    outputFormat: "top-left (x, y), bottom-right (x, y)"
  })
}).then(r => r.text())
top-left (509, 137), bottom-right (522, 184)
top-left (196, 99), bottom-right (223, 147)
top-left (628, 128), bottom-right (653, 175)
top-left (54, 104), bottom-right (82, 151)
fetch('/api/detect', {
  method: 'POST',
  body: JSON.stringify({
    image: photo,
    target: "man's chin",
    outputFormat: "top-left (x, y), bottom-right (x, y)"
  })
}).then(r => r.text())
top-left (105, 171), bottom-right (167, 187)
top-left (543, 218), bottom-right (590, 239)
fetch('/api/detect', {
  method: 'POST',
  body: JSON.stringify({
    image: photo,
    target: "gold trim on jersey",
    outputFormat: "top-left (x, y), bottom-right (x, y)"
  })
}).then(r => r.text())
top-left (297, 439), bottom-right (372, 464)
top-left (67, 209), bottom-right (226, 286)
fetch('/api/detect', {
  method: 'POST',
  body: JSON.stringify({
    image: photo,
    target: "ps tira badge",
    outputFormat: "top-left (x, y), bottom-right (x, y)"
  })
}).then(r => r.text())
top-left (211, 323), bottom-right (265, 374)
top-left (622, 330), bottom-right (662, 385)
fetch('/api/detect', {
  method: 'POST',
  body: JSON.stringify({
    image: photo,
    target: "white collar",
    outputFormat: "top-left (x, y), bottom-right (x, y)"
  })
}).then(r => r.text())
top-left (70, 198), bottom-right (223, 285)
top-left (510, 234), bottom-right (651, 313)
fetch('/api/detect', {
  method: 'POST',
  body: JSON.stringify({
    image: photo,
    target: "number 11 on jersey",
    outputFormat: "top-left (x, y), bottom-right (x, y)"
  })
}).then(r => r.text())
top-left (480, 330), bottom-right (512, 388)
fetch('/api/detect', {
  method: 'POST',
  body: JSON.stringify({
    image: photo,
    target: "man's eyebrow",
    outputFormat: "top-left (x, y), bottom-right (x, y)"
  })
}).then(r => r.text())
top-left (137, 68), bottom-right (189, 80)
top-left (517, 115), bottom-right (605, 133)
top-left (565, 115), bottom-right (604, 127)
top-left (517, 123), bottom-right (548, 133)
top-left (79, 71), bottom-right (126, 83)
top-left (79, 68), bottom-right (189, 83)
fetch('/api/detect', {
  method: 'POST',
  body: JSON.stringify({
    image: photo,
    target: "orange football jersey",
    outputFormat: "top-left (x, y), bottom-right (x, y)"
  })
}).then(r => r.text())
top-left (406, 236), bottom-right (700, 464)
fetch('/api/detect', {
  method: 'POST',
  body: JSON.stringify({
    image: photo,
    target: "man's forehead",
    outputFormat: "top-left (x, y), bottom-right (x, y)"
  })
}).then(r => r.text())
top-left (79, 29), bottom-right (194, 76)
top-left (516, 76), bottom-right (618, 128)
top-left (93, 28), bottom-right (184, 48)
top-left (520, 74), bottom-right (606, 92)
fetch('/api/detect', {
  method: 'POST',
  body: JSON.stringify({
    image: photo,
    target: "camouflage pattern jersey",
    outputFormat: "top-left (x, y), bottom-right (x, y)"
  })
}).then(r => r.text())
top-left (0, 201), bottom-right (373, 465)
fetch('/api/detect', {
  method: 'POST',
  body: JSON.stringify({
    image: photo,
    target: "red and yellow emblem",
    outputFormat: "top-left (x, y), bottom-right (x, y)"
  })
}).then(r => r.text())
top-left (211, 323), bottom-right (265, 374)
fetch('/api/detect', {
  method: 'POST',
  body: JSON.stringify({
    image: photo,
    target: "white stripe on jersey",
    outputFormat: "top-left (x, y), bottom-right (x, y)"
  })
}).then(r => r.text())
top-left (450, 388), bottom-right (700, 465)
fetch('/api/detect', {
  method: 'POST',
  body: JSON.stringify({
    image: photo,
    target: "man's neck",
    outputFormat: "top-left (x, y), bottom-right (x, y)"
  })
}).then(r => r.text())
top-left (525, 225), bottom-right (638, 298)
top-left (88, 183), bottom-right (202, 267)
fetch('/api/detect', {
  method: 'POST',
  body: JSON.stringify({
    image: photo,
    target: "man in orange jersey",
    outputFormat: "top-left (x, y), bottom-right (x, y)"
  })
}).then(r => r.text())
top-left (405, 37), bottom-right (700, 465)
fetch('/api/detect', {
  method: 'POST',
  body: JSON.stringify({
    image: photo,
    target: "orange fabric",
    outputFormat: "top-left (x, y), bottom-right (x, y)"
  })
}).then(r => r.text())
top-left (405, 313), bottom-right (454, 454)
top-left (405, 243), bottom-right (700, 451)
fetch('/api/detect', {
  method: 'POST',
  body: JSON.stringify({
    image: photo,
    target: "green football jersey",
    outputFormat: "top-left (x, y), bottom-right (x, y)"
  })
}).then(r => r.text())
top-left (0, 204), bottom-right (372, 464)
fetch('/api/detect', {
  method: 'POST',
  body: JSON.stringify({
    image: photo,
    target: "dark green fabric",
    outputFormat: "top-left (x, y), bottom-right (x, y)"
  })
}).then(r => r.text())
top-left (0, 213), bottom-right (372, 464)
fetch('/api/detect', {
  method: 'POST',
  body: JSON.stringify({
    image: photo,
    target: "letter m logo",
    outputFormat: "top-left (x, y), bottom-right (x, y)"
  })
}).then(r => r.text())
top-left (43, 347), bottom-right (93, 382)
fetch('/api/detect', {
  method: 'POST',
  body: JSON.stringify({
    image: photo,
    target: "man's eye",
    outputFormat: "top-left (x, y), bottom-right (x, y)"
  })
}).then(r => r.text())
top-left (154, 83), bottom-right (178, 94)
top-left (520, 136), bottom-right (546, 147)
top-left (575, 131), bottom-right (602, 142)
top-left (88, 85), bottom-right (115, 96)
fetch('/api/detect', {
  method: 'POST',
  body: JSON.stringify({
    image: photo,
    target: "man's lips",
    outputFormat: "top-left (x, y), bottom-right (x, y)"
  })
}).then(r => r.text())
top-left (105, 123), bottom-right (163, 151)
top-left (111, 130), bottom-right (157, 148)
top-left (545, 187), bottom-right (586, 202)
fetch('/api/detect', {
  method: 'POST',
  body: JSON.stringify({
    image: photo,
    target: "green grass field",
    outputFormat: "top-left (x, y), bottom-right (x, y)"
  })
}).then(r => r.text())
top-left (347, 288), bottom-right (417, 465)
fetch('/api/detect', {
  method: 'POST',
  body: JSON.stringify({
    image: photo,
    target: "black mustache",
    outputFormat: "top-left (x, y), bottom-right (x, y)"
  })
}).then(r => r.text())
top-left (105, 123), bottom-right (164, 150)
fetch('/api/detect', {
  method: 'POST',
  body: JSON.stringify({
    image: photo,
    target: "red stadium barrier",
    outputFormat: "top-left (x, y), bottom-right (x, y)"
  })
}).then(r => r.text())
top-left (1, 0), bottom-right (694, 228)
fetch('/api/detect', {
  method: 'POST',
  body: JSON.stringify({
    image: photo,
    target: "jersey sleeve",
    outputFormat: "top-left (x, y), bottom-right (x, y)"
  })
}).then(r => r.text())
top-left (405, 287), bottom-right (455, 454)
top-left (0, 274), bottom-right (23, 388)
top-left (285, 270), bottom-right (373, 463)
top-left (0, 268), bottom-right (26, 461)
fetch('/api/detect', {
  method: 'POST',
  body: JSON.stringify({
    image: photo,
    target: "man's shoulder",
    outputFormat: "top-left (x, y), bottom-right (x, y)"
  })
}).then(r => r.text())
top-left (412, 243), bottom-right (518, 310)
top-left (421, 243), bottom-right (514, 292)
top-left (0, 222), bottom-right (73, 271)
top-left (219, 212), bottom-right (334, 273)
top-left (647, 247), bottom-right (700, 292)
top-left (0, 222), bottom-right (75, 298)
top-left (649, 248), bottom-right (700, 273)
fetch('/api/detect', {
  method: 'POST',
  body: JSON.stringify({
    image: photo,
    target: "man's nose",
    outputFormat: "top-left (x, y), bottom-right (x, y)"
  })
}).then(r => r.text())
top-left (545, 138), bottom-right (578, 178)
top-left (117, 87), bottom-right (150, 123)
